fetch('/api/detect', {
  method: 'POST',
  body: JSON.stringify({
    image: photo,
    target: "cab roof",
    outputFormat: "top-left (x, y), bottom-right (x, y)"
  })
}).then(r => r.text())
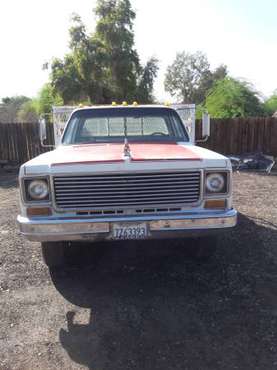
top-left (73, 104), bottom-right (175, 113)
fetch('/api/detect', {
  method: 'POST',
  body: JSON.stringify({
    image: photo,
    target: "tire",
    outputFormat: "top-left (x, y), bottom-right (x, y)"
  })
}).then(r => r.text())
top-left (41, 241), bottom-right (67, 268)
top-left (193, 236), bottom-right (218, 260)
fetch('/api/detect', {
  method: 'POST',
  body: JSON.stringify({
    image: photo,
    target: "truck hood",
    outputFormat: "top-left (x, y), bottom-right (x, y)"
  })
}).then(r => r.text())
top-left (22, 143), bottom-right (230, 176)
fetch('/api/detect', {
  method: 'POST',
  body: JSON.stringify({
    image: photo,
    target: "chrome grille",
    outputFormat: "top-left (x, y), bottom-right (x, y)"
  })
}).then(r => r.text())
top-left (53, 171), bottom-right (201, 210)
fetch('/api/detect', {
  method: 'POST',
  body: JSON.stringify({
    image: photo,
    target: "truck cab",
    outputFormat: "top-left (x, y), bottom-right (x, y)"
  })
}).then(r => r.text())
top-left (17, 104), bottom-right (237, 267)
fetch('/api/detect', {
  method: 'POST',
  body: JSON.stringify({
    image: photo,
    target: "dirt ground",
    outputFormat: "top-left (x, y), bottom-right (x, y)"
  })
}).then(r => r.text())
top-left (1, 171), bottom-right (277, 370)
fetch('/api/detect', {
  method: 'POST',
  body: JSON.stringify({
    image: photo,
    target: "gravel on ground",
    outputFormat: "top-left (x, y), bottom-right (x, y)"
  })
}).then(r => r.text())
top-left (0, 171), bottom-right (277, 370)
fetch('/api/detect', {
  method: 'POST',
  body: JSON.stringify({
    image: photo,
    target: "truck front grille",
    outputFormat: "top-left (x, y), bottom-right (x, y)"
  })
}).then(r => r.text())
top-left (53, 171), bottom-right (201, 210)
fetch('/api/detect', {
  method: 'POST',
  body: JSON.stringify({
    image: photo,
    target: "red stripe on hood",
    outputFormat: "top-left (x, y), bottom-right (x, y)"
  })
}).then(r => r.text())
top-left (130, 143), bottom-right (201, 161)
top-left (51, 144), bottom-right (124, 166)
top-left (51, 142), bottom-right (201, 166)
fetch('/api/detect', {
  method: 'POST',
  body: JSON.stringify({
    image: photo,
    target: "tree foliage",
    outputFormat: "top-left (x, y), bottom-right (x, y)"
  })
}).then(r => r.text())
top-left (136, 57), bottom-right (159, 103)
top-left (0, 96), bottom-right (31, 123)
top-left (51, 55), bottom-right (84, 105)
top-left (36, 84), bottom-right (63, 115)
top-left (196, 64), bottom-right (227, 104)
top-left (95, 0), bottom-right (140, 101)
top-left (164, 51), bottom-right (227, 104)
top-left (205, 78), bottom-right (266, 118)
top-left (2, 95), bottom-right (30, 106)
top-left (50, 0), bottom-right (158, 105)
top-left (15, 84), bottom-right (63, 122)
top-left (264, 92), bottom-right (277, 116)
top-left (17, 100), bottom-right (38, 122)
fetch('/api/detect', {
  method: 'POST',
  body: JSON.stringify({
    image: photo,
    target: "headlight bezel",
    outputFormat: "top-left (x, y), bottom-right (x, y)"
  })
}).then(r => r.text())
top-left (23, 177), bottom-right (51, 203)
top-left (204, 170), bottom-right (230, 197)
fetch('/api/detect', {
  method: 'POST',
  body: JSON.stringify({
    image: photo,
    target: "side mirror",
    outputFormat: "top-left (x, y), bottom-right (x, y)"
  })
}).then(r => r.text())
top-left (39, 117), bottom-right (54, 148)
top-left (196, 112), bottom-right (210, 143)
top-left (39, 117), bottom-right (47, 144)
top-left (202, 112), bottom-right (210, 138)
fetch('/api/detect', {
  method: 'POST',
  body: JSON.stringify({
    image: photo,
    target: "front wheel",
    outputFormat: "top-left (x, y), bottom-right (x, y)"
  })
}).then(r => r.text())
top-left (41, 241), bottom-right (67, 268)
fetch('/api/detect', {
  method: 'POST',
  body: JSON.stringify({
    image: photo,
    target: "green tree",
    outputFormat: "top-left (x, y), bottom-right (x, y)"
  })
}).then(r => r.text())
top-left (50, 1), bottom-right (158, 105)
top-left (51, 54), bottom-right (86, 104)
top-left (36, 83), bottom-right (63, 115)
top-left (196, 64), bottom-right (227, 104)
top-left (0, 96), bottom-right (31, 122)
top-left (264, 92), bottom-right (277, 116)
top-left (205, 78), bottom-right (266, 118)
top-left (17, 100), bottom-right (39, 122)
top-left (136, 57), bottom-right (159, 103)
top-left (2, 95), bottom-right (30, 106)
top-left (164, 51), bottom-right (227, 104)
top-left (17, 84), bottom-right (63, 121)
top-left (95, 0), bottom-right (141, 101)
top-left (51, 12), bottom-right (116, 104)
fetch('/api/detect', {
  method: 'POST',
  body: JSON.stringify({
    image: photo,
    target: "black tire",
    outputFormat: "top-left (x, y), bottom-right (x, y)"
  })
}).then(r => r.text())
top-left (41, 241), bottom-right (67, 268)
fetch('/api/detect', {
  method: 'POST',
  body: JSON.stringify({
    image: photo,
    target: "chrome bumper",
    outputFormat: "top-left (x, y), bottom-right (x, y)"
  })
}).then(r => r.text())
top-left (17, 209), bottom-right (237, 242)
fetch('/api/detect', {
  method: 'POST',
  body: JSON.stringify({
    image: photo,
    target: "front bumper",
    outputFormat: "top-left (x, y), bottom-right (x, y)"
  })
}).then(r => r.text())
top-left (17, 209), bottom-right (237, 242)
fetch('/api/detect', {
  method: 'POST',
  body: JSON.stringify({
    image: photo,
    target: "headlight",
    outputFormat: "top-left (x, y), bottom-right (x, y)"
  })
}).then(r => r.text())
top-left (205, 173), bottom-right (226, 193)
top-left (27, 179), bottom-right (49, 200)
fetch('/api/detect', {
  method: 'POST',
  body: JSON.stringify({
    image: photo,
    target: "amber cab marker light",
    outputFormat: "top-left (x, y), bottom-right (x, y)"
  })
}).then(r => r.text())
top-left (122, 101), bottom-right (128, 106)
top-left (27, 207), bottom-right (52, 217)
top-left (204, 199), bottom-right (226, 209)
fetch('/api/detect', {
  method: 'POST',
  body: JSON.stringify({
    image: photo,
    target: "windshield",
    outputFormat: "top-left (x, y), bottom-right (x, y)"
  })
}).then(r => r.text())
top-left (62, 107), bottom-right (189, 144)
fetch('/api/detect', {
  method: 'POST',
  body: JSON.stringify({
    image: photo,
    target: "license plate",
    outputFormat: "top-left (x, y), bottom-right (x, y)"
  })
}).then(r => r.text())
top-left (112, 223), bottom-right (148, 240)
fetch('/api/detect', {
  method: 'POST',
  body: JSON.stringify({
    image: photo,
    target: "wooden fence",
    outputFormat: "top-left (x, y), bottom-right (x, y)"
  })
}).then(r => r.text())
top-left (196, 117), bottom-right (277, 156)
top-left (0, 122), bottom-right (54, 165)
top-left (1, 117), bottom-right (277, 165)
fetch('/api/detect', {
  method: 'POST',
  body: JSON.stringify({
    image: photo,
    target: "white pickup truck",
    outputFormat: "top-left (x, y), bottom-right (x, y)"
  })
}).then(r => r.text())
top-left (17, 104), bottom-right (237, 267)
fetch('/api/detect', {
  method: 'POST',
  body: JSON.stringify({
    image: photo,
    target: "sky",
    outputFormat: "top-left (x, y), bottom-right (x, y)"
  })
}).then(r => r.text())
top-left (0, 0), bottom-right (276, 102)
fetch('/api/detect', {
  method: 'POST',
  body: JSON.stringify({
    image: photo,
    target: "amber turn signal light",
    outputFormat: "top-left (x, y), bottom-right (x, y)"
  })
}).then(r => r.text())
top-left (204, 199), bottom-right (226, 209)
top-left (27, 207), bottom-right (52, 217)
